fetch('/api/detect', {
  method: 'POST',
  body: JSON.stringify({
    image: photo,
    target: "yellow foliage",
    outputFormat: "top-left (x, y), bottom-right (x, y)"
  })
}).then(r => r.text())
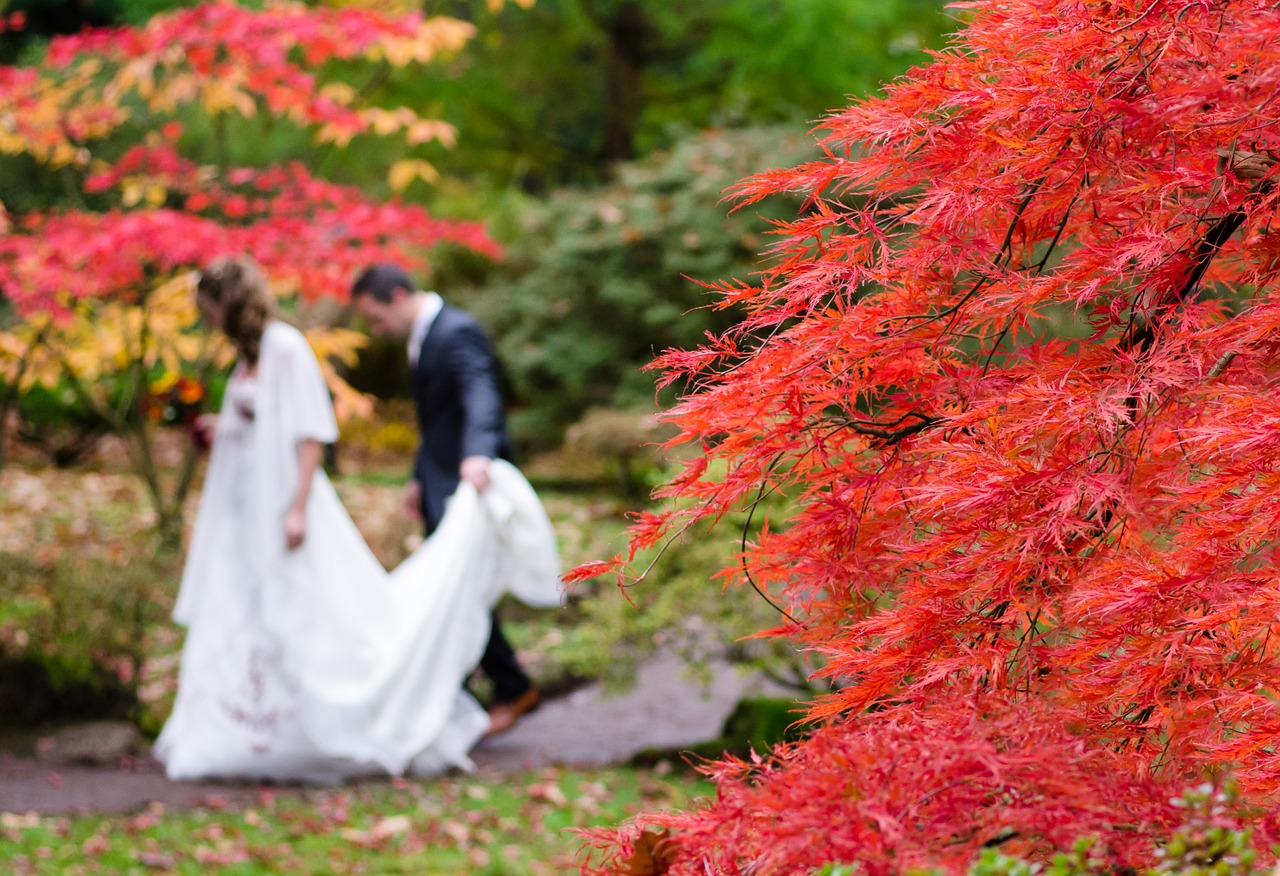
top-left (339, 415), bottom-right (417, 453)
top-left (319, 82), bottom-right (357, 104)
top-left (304, 326), bottom-right (374, 425)
top-left (199, 80), bottom-right (257, 117)
top-left (357, 109), bottom-right (458, 151)
top-left (304, 325), bottom-right (366, 370)
top-left (406, 119), bottom-right (458, 148)
top-left (0, 273), bottom-right (227, 397)
top-left (1, 67), bottom-right (124, 168)
top-left (150, 371), bottom-right (178, 396)
top-left (0, 318), bottom-right (52, 389)
top-left (109, 58), bottom-right (157, 103)
top-left (120, 179), bottom-right (170, 208)
top-left (368, 18), bottom-right (476, 67)
top-left (388, 159), bottom-right (440, 192)
top-left (366, 107), bottom-right (407, 137)
top-left (315, 123), bottom-right (356, 149)
top-left (1, 276), bottom-right (370, 428)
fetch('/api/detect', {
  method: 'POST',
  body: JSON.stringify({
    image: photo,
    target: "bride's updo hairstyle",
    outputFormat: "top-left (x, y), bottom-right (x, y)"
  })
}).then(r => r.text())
top-left (197, 255), bottom-right (273, 366)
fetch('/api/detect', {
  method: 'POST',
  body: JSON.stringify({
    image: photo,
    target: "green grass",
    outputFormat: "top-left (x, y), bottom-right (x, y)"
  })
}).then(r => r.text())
top-left (0, 766), bottom-right (710, 875)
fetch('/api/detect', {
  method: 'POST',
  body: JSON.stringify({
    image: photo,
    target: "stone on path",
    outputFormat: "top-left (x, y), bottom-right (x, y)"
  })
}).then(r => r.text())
top-left (36, 721), bottom-right (141, 768)
top-left (471, 652), bottom-right (788, 771)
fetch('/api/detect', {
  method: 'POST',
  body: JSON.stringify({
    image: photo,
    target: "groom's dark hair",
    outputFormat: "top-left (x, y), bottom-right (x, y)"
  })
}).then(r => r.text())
top-left (351, 263), bottom-right (415, 303)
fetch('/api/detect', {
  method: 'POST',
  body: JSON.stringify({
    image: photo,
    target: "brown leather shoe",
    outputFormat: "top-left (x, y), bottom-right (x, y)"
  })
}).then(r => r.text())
top-left (485, 686), bottom-right (541, 737)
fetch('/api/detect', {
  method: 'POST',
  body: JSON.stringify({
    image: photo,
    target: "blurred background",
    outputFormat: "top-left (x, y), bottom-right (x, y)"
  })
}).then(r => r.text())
top-left (1, 0), bottom-right (953, 454)
top-left (0, 0), bottom-right (952, 753)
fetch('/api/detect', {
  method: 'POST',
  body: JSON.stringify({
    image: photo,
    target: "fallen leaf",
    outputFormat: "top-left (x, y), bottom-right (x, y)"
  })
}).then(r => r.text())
top-left (370, 815), bottom-right (411, 839)
top-left (528, 780), bottom-right (568, 807)
top-left (0, 813), bottom-right (41, 830)
top-left (619, 829), bottom-right (676, 876)
top-left (138, 851), bottom-right (175, 869)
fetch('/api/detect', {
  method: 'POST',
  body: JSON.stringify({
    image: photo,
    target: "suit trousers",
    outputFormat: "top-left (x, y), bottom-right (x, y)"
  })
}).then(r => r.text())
top-left (423, 502), bottom-right (532, 704)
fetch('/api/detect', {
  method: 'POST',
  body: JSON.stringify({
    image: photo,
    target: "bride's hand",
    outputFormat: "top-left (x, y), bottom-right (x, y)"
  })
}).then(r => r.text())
top-left (192, 413), bottom-right (219, 448)
top-left (283, 504), bottom-right (307, 551)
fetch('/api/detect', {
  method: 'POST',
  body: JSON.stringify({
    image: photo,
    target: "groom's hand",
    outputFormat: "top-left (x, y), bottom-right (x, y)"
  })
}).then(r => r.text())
top-left (402, 480), bottom-right (423, 520)
top-left (460, 455), bottom-right (491, 492)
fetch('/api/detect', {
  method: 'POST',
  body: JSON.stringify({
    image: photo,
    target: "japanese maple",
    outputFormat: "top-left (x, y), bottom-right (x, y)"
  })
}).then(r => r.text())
top-left (574, 0), bottom-right (1280, 871)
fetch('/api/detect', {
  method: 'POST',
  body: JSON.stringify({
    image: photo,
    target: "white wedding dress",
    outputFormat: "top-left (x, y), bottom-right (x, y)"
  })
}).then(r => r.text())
top-left (154, 322), bottom-right (561, 784)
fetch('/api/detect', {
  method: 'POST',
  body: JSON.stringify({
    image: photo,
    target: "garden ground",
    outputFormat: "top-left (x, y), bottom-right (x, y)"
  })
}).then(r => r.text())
top-left (0, 432), bottom-right (792, 872)
top-left (1, 649), bottom-right (773, 816)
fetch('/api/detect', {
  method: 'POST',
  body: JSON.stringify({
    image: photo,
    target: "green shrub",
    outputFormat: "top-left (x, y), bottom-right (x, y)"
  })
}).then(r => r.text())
top-left (563, 405), bottom-right (678, 501)
top-left (561, 501), bottom-right (820, 697)
top-left (0, 548), bottom-right (177, 728)
top-left (6, 382), bottom-right (112, 468)
top-left (450, 124), bottom-right (817, 452)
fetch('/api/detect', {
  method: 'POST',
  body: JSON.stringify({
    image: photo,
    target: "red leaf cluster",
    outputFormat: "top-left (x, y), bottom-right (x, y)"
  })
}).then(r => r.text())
top-left (81, 143), bottom-right (498, 298)
top-left (0, 149), bottom-right (499, 313)
top-left (0, 210), bottom-right (224, 316)
top-left (577, 0), bottom-right (1280, 869)
top-left (580, 694), bottom-right (1201, 876)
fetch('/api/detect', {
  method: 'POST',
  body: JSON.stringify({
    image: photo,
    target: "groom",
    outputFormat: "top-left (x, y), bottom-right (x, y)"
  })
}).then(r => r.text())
top-left (351, 263), bottom-right (540, 735)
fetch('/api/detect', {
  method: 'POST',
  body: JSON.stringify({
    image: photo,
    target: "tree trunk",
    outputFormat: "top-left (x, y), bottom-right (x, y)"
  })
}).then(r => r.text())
top-left (598, 1), bottom-right (650, 162)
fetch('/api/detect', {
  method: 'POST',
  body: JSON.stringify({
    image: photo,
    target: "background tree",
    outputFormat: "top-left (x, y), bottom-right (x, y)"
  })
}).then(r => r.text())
top-left (383, 0), bottom-right (955, 456)
top-left (574, 0), bottom-right (1280, 871)
top-left (0, 2), bottom-right (499, 546)
top-left (417, 0), bottom-right (951, 188)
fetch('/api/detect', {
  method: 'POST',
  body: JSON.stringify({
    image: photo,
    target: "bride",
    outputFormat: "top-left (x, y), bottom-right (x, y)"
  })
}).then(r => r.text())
top-left (154, 255), bottom-right (560, 784)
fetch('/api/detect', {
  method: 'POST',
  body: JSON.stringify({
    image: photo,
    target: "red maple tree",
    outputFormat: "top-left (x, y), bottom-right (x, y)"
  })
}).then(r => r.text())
top-left (0, 1), bottom-right (490, 314)
top-left (0, 2), bottom-right (496, 542)
top-left (574, 0), bottom-right (1280, 871)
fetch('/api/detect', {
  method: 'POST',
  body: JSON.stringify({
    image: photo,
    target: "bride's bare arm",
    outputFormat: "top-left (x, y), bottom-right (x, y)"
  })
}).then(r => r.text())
top-left (284, 438), bottom-right (325, 550)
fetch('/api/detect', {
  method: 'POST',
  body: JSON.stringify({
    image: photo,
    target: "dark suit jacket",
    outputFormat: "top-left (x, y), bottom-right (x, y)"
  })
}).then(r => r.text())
top-left (411, 303), bottom-right (513, 529)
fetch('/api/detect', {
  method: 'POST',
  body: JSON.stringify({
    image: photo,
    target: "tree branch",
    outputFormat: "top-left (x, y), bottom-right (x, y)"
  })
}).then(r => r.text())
top-left (1123, 151), bottom-right (1276, 354)
top-left (841, 412), bottom-right (941, 443)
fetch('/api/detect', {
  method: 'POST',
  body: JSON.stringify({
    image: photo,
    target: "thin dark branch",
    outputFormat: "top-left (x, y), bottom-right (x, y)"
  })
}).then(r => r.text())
top-left (843, 414), bottom-right (941, 443)
top-left (313, 61), bottom-right (393, 175)
top-left (0, 324), bottom-right (50, 470)
top-left (740, 450), bottom-right (802, 627)
top-left (1120, 202), bottom-right (1251, 354)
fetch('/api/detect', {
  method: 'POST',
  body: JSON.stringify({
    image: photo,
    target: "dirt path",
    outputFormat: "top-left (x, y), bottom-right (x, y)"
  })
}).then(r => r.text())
top-left (0, 654), bottom-right (780, 816)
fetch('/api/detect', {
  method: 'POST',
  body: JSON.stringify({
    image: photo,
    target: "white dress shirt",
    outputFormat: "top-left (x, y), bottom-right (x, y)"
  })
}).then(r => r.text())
top-left (407, 291), bottom-right (444, 368)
